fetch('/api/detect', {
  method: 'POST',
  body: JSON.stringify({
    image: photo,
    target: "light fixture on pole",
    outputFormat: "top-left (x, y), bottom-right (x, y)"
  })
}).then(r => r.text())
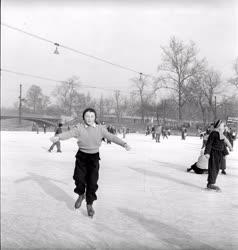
top-left (54, 43), bottom-right (59, 54)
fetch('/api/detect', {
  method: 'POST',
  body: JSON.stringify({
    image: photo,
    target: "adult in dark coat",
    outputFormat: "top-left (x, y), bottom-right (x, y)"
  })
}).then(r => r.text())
top-left (204, 120), bottom-right (233, 191)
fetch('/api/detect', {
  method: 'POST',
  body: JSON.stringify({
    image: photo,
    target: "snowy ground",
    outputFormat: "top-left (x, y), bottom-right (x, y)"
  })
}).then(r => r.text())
top-left (1, 131), bottom-right (238, 250)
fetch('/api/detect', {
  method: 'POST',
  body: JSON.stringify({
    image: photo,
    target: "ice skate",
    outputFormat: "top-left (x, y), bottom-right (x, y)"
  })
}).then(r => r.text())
top-left (86, 204), bottom-right (95, 218)
top-left (206, 184), bottom-right (221, 192)
top-left (221, 170), bottom-right (226, 175)
top-left (74, 194), bottom-right (85, 209)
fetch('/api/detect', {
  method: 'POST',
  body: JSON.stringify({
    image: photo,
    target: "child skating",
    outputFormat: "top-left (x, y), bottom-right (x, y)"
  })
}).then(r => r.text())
top-left (50, 108), bottom-right (131, 217)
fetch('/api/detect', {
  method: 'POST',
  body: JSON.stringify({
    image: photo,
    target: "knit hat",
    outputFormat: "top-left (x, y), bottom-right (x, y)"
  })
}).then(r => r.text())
top-left (82, 108), bottom-right (97, 120)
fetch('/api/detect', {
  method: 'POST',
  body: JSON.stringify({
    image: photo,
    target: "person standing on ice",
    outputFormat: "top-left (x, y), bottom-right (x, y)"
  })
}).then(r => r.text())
top-left (43, 124), bottom-right (47, 133)
top-left (155, 123), bottom-right (162, 143)
top-left (181, 126), bottom-right (187, 140)
top-left (204, 120), bottom-right (233, 191)
top-left (151, 125), bottom-right (155, 140)
top-left (48, 123), bottom-right (63, 153)
top-left (50, 108), bottom-right (131, 217)
top-left (122, 126), bottom-right (126, 138)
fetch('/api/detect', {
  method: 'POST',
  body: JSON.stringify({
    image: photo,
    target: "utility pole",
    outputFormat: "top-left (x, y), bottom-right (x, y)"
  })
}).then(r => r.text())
top-left (18, 84), bottom-right (25, 124)
top-left (139, 72), bottom-right (144, 123)
top-left (214, 96), bottom-right (217, 121)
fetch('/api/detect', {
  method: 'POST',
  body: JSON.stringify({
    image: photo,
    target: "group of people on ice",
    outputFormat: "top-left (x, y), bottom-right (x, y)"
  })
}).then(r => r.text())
top-left (187, 120), bottom-right (235, 191)
top-left (47, 107), bottom-right (236, 217)
top-left (146, 124), bottom-right (170, 142)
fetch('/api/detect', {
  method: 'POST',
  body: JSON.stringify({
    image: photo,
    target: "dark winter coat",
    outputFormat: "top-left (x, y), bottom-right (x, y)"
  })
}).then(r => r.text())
top-left (204, 131), bottom-right (228, 156)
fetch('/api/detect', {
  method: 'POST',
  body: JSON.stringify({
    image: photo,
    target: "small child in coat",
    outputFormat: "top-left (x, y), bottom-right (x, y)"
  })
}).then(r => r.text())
top-left (187, 149), bottom-right (208, 174)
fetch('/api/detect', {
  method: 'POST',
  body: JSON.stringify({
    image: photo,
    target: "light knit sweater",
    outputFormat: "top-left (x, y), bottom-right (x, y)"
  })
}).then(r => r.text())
top-left (58, 124), bottom-right (126, 154)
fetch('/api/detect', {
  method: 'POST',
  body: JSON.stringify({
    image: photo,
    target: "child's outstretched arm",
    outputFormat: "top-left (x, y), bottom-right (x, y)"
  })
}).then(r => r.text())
top-left (50, 127), bottom-right (80, 142)
top-left (102, 126), bottom-right (131, 151)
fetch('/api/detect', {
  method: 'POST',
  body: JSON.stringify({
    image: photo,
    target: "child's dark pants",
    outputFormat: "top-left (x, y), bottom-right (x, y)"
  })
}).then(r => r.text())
top-left (73, 150), bottom-right (100, 205)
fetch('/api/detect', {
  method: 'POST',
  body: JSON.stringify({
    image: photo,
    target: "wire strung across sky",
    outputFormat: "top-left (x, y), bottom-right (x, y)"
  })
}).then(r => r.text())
top-left (0, 68), bottom-right (130, 94)
top-left (1, 22), bottom-right (155, 78)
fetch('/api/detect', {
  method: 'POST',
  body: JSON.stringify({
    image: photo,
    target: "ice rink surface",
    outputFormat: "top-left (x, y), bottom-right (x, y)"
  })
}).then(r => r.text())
top-left (1, 131), bottom-right (238, 250)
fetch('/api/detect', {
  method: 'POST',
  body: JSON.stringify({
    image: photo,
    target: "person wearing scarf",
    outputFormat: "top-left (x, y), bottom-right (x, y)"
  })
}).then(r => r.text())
top-left (204, 119), bottom-right (233, 191)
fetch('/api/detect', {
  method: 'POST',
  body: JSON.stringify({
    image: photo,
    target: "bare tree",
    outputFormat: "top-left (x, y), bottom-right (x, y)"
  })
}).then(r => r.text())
top-left (188, 72), bottom-right (209, 124)
top-left (229, 58), bottom-right (238, 89)
top-left (188, 67), bottom-right (222, 122)
top-left (54, 76), bottom-right (80, 116)
top-left (113, 90), bottom-right (122, 122)
top-left (218, 95), bottom-right (238, 119)
top-left (85, 92), bottom-right (96, 108)
top-left (157, 37), bottom-right (205, 121)
top-left (201, 69), bottom-right (221, 121)
top-left (38, 95), bottom-right (51, 113)
top-left (126, 91), bottom-right (138, 116)
top-left (98, 95), bottom-right (105, 121)
top-left (103, 97), bottom-right (114, 115)
top-left (131, 74), bottom-right (153, 122)
top-left (25, 85), bottom-right (49, 113)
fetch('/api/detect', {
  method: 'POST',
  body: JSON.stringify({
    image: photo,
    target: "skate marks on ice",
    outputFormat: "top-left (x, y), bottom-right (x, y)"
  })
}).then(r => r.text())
top-left (14, 172), bottom-right (75, 211)
top-left (151, 160), bottom-right (188, 172)
top-left (118, 208), bottom-right (217, 250)
top-left (130, 167), bottom-right (202, 190)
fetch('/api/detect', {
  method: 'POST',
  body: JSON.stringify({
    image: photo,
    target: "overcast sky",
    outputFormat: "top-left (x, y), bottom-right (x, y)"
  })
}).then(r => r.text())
top-left (1, 0), bottom-right (238, 107)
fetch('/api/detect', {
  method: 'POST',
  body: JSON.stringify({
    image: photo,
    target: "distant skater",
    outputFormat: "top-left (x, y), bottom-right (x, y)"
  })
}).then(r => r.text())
top-left (43, 124), bottom-right (47, 133)
top-left (122, 126), bottom-right (126, 139)
top-left (151, 126), bottom-right (155, 140)
top-left (50, 108), bottom-right (131, 217)
top-left (35, 123), bottom-right (39, 134)
top-left (181, 126), bottom-right (187, 140)
top-left (162, 127), bottom-right (168, 139)
top-left (48, 123), bottom-right (63, 153)
top-left (155, 124), bottom-right (162, 143)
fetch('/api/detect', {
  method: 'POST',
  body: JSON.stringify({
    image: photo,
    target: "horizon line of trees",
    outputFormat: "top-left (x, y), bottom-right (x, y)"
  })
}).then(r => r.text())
top-left (4, 37), bottom-right (238, 125)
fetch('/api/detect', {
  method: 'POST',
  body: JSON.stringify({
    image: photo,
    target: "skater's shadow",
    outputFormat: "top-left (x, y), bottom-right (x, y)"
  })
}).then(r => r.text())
top-left (118, 208), bottom-right (216, 250)
top-left (14, 172), bottom-right (75, 211)
top-left (152, 160), bottom-right (188, 172)
top-left (130, 167), bottom-right (202, 190)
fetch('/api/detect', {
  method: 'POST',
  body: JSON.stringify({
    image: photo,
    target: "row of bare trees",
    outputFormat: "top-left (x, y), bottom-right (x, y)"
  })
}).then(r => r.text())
top-left (14, 37), bottom-right (238, 125)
